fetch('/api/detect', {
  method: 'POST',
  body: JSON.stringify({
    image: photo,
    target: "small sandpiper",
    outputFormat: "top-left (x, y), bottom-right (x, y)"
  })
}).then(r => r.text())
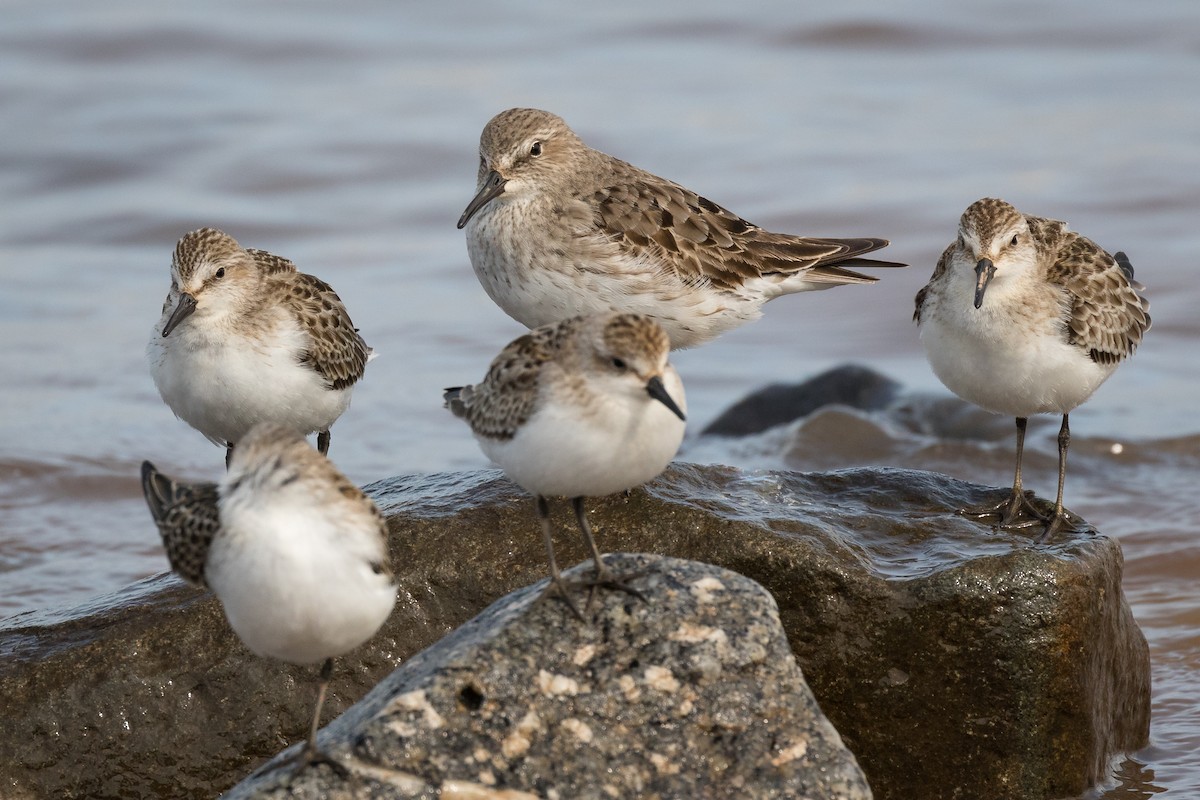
top-left (445, 312), bottom-right (687, 617)
top-left (141, 422), bottom-right (396, 777)
top-left (148, 228), bottom-right (372, 466)
top-left (915, 197), bottom-right (1150, 542)
top-left (458, 107), bottom-right (903, 349)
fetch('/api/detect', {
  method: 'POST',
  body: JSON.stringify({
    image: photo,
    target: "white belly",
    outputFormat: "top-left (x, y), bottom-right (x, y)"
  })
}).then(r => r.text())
top-left (148, 319), bottom-right (352, 446)
top-left (920, 305), bottom-right (1114, 417)
top-left (480, 371), bottom-right (687, 499)
top-left (205, 506), bottom-right (396, 665)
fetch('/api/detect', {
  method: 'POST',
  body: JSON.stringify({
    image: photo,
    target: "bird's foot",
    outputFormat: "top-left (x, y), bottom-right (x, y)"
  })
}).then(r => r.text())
top-left (537, 561), bottom-right (649, 620)
top-left (585, 560), bottom-right (648, 612)
top-left (959, 489), bottom-right (1048, 529)
top-left (278, 741), bottom-right (351, 782)
top-left (539, 574), bottom-right (586, 622)
top-left (1033, 509), bottom-right (1086, 545)
top-left (249, 741), bottom-right (352, 788)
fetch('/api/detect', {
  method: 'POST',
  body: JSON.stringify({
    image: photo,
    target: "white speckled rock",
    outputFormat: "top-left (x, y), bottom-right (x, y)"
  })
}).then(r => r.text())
top-left (226, 554), bottom-right (872, 800)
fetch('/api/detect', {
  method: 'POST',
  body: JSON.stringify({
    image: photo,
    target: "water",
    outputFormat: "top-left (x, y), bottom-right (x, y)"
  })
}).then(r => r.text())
top-left (1, 1), bottom-right (1197, 795)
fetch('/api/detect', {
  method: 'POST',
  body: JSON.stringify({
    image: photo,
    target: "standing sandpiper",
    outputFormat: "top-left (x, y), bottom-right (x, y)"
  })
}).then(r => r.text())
top-left (457, 107), bottom-right (903, 349)
top-left (445, 312), bottom-right (687, 618)
top-left (148, 228), bottom-right (372, 466)
top-left (915, 198), bottom-right (1150, 542)
top-left (140, 423), bottom-right (396, 777)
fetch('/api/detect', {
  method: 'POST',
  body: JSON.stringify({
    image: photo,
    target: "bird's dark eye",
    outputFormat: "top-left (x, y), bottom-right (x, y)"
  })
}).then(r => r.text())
top-left (1010, 234), bottom-right (1019, 246)
top-left (215, 267), bottom-right (226, 279)
top-left (611, 357), bottom-right (627, 371)
top-left (530, 141), bottom-right (543, 157)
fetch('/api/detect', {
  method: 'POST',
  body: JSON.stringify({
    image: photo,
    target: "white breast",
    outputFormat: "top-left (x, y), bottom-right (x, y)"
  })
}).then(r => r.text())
top-left (206, 498), bottom-right (395, 665)
top-left (919, 272), bottom-right (1115, 417)
top-left (480, 366), bottom-right (687, 499)
top-left (147, 311), bottom-right (352, 446)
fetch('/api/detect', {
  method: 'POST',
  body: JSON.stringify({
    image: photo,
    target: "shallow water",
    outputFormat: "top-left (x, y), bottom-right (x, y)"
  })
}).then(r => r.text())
top-left (1, 1), bottom-right (1197, 796)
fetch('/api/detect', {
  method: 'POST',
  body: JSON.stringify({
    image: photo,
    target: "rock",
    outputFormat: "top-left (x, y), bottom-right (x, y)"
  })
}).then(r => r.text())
top-left (696, 363), bottom-right (1023, 446)
top-left (224, 555), bottom-right (873, 800)
top-left (0, 575), bottom-right (407, 800)
top-left (0, 465), bottom-right (1150, 800)
top-left (700, 364), bottom-right (902, 437)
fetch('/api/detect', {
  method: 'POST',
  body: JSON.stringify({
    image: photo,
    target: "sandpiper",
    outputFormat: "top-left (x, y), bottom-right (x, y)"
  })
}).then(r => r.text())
top-left (140, 422), bottom-right (396, 777)
top-left (915, 198), bottom-right (1150, 542)
top-left (458, 108), bottom-right (903, 349)
top-left (445, 312), bottom-right (686, 617)
top-left (148, 228), bottom-right (372, 466)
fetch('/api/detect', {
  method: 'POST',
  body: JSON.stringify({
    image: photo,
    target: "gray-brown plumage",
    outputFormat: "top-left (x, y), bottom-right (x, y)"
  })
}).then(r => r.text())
top-left (458, 108), bottom-right (904, 349)
top-left (140, 461), bottom-right (219, 587)
top-left (915, 197), bottom-right (1150, 542)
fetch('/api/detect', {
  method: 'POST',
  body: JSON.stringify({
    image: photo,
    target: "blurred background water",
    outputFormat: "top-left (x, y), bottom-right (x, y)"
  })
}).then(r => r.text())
top-left (0, 1), bottom-right (1196, 796)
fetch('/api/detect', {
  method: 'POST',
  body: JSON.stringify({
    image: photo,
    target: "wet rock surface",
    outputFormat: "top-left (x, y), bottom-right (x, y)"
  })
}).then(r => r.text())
top-left (224, 554), bottom-right (872, 800)
top-left (0, 462), bottom-right (1150, 800)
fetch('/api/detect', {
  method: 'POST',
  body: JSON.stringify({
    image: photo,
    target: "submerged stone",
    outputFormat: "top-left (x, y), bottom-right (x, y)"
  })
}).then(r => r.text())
top-left (701, 364), bottom-right (903, 437)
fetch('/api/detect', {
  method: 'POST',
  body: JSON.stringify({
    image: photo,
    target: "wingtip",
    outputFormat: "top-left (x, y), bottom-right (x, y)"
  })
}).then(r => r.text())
top-left (1113, 250), bottom-right (1136, 278)
top-left (140, 460), bottom-right (161, 496)
top-left (141, 460), bottom-right (169, 521)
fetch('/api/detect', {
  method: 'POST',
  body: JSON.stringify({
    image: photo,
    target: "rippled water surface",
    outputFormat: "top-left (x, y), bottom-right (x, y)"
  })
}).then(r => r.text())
top-left (1, 1), bottom-right (1197, 796)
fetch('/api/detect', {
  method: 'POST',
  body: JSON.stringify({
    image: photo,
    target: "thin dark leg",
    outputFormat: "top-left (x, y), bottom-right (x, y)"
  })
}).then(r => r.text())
top-left (537, 496), bottom-right (583, 621)
top-left (294, 658), bottom-right (348, 779)
top-left (306, 658), bottom-right (334, 757)
top-left (572, 496), bottom-right (607, 575)
top-left (225, 443), bottom-right (235, 469)
top-left (1036, 415), bottom-right (1072, 544)
top-left (317, 430), bottom-right (331, 455)
top-left (247, 657), bottom-right (351, 784)
top-left (1011, 416), bottom-right (1028, 499)
top-left (572, 496), bottom-right (646, 609)
top-left (959, 417), bottom-right (1047, 528)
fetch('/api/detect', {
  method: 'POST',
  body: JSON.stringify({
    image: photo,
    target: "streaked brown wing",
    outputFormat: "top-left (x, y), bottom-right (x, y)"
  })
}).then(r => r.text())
top-left (283, 273), bottom-right (371, 390)
top-left (457, 318), bottom-right (579, 441)
top-left (592, 166), bottom-right (894, 292)
top-left (141, 461), bottom-right (220, 587)
top-left (1046, 235), bottom-right (1151, 365)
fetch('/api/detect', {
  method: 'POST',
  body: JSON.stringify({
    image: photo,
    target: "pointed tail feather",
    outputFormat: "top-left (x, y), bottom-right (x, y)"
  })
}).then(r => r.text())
top-left (444, 386), bottom-right (469, 419)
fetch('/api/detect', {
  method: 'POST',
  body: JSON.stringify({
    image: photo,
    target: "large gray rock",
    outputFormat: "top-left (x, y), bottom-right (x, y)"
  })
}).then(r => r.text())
top-left (225, 554), bottom-right (872, 800)
top-left (0, 465), bottom-right (1149, 800)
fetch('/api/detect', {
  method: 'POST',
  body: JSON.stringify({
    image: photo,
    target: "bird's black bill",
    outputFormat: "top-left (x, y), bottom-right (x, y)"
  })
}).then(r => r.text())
top-left (457, 170), bottom-right (507, 229)
top-left (161, 292), bottom-right (198, 337)
top-left (645, 376), bottom-right (686, 421)
top-left (973, 259), bottom-right (996, 309)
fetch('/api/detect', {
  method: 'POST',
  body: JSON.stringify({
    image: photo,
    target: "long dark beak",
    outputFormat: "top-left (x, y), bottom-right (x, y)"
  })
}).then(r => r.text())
top-left (973, 259), bottom-right (996, 309)
top-left (161, 292), bottom-right (197, 337)
top-left (457, 170), bottom-right (507, 229)
top-left (646, 375), bottom-right (686, 422)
